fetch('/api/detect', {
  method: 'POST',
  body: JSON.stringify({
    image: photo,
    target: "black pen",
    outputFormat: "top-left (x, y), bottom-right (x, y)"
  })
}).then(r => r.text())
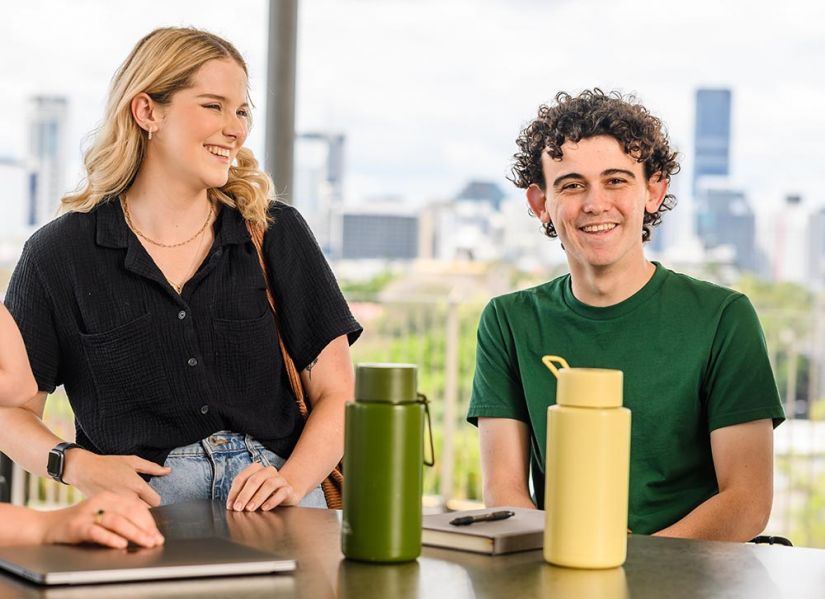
top-left (449, 510), bottom-right (515, 526)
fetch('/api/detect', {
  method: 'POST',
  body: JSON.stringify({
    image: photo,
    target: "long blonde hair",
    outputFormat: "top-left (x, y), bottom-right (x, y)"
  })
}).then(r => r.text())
top-left (62, 27), bottom-right (273, 227)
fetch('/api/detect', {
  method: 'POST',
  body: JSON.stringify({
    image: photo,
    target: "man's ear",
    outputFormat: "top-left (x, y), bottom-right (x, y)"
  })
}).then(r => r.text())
top-left (526, 184), bottom-right (550, 223)
top-left (131, 93), bottom-right (163, 136)
top-left (645, 173), bottom-right (669, 213)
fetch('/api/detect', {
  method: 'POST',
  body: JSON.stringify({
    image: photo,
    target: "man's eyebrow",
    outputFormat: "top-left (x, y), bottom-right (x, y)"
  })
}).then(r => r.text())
top-left (551, 172), bottom-right (585, 188)
top-left (196, 93), bottom-right (249, 107)
top-left (602, 168), bottom-right (636, 179)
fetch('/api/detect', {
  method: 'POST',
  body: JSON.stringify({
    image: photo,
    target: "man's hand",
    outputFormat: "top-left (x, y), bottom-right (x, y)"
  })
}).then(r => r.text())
top-left (226, 462), bottom-right (302, 512)
top-left (63, 449), bottom-right (170, 507)
top-left (40, 491), bottom-right (165, 549)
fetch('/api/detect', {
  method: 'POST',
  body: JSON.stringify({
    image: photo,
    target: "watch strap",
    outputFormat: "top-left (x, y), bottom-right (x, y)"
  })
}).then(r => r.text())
top-left (48, 442), bottom-right (81, 484)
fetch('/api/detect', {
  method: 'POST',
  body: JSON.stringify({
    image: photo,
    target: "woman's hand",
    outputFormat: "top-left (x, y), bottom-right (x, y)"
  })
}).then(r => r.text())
top-left (40, 491), bottom-right (165, 548)
top-left (226, 462), bottom-right (303, 511)
top-left (63, 449), bottom-right (171, 507)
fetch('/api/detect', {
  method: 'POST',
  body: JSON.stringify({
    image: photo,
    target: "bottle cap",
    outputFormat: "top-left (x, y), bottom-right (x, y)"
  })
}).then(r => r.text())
top-left (555, 368), bottom-right (623, 408)
top-left (355, 363), bottom-right (418, 404)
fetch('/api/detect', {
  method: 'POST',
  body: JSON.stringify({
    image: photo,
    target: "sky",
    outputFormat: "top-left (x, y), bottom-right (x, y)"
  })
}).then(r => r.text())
top-left (1, 0), bottom-right (824, 216)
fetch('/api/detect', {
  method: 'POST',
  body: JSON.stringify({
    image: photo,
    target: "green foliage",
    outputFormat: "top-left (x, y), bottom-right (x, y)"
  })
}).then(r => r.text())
top-left (339, 271), bottom-right (396, 297)
top-left (776, 455), bottom-right (825, 547)
top-left (735, 275), bottom-right (813, 343)
top-left (349, 299), bottom-right (485, 500)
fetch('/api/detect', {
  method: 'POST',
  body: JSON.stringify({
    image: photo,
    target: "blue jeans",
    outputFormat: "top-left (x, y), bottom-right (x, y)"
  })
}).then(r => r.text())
top-left (148, 431), bottom-right (327, 508)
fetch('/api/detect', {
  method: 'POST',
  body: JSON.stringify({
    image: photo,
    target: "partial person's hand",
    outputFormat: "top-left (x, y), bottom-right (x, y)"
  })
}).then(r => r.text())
top-left (226, 462), bottom-right (302, 511)
top-left (40, 491), bottom-right (165, 549)
top-left (63, 449), bottom-right (171, 507)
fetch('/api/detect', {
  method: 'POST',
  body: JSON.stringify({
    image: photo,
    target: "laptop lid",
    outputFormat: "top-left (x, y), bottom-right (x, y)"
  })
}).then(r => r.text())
top-left (0, 537), bottom-right (295, 585)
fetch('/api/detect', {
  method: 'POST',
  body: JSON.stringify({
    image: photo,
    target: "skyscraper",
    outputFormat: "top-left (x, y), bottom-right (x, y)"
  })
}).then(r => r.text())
top-left (695, 185), bottom-right (756, 272)
top-left (692, 89), bottom-right (731, 194)
top-left (293, 132), bottom-right (345, 257)
top-left (27, 96), bottom-right (68, 227)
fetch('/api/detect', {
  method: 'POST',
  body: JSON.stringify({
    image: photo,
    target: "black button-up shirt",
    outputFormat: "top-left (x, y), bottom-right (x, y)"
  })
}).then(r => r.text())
top-left (6, 200), bottom-right (361, 466)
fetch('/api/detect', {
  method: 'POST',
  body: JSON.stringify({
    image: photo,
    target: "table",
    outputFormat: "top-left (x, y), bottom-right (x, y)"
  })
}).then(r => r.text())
top-left (2, 500), bottom-right (824, 598)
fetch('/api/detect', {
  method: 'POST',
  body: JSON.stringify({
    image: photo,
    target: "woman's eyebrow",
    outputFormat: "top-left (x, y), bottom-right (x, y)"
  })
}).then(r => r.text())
top-left (196, 93), bottom-right (249, 108)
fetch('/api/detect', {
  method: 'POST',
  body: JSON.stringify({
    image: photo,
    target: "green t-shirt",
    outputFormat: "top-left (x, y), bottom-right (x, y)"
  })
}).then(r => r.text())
top-left (467, 263), bottom-right (785, 534)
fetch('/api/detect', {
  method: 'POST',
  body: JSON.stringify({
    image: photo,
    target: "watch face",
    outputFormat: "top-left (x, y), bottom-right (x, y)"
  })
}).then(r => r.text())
top-left (47, 449), bottom-right (64, 479)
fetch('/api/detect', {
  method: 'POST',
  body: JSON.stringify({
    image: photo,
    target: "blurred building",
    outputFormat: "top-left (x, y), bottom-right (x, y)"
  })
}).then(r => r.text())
top-left (455, 180), bottom-right (506, 211)
top-left (690, 88), bottom-right (757, 272)
top-left (692, 88), bottom-right (731, 195)
top-left (27, 96), bottom-right (68, 227)
top-left (293, 131), bottom-right (345, 256)
top-left (766, 194), bottom-right (809, 284)
top-left (418, 181), bottom-right (508, 262)
top-left (340, 203), bottom-right (418, 260)
top-left (809, 206), bottom-right (825, 290)
top-left (695, 184), bottom-right (756, 272)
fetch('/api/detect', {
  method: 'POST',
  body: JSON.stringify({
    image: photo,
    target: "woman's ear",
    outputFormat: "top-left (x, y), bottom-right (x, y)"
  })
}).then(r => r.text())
top-left (131, 93), bottom-right (162, 137)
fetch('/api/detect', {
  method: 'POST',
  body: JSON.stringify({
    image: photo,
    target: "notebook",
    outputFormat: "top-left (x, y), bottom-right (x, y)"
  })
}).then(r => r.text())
top-left (422, 507), bottom-right (544, 555)
top-left (0, 536), bottom-right (295, 585)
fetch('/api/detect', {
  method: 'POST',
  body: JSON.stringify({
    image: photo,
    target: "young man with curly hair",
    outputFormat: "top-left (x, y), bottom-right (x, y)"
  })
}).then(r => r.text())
top-left (467, 89), bottom-right (784, 541)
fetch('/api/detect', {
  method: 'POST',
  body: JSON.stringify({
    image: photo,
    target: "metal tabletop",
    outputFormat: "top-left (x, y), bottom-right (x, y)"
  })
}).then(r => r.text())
top-left (2, 500), bottom-right (824, 598)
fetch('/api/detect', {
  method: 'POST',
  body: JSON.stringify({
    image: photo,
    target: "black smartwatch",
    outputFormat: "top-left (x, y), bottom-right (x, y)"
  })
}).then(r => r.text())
top-left (47, 442), bottom-right (81, 484)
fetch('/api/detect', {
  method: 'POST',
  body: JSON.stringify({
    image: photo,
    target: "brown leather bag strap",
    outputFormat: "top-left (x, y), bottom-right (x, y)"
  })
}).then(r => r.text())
top-left (245, 221), bottom-right (344, 509)
top-left (246, 222), bottom-right (309, 417)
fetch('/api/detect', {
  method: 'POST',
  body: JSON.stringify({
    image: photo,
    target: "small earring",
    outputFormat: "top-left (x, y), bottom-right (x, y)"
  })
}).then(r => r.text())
top-left (147, 128), bottom-right (153, 141)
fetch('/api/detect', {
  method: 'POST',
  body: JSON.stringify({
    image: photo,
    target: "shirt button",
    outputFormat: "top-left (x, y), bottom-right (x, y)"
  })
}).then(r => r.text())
top-left (200, 405), bottom-right (209, 415)
top-left (188, 357), bottom-right (198, 367)
top-left (178, 310), bottom-right (186, 320)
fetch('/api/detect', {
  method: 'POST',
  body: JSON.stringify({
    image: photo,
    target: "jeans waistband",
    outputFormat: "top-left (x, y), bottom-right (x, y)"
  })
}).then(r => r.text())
top-left (166, 431), bottom-right (266, 457)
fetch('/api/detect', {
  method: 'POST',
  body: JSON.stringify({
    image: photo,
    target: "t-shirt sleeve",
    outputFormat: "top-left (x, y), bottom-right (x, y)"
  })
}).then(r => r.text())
top-left (467, 299), bottom-right (529, 426)
top-left (4, 240), bottom-right (61, 393)
top-left (705, 294), bottom-right (785, 431)
top-left (263, 203), bottom-right (362, 371)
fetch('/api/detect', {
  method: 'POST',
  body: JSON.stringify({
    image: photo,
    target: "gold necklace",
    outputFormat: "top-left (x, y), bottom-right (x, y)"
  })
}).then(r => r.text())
top-left (121, 195), bottom-right (213, 248)
top-left (166, 225), bottom-right (209, 294)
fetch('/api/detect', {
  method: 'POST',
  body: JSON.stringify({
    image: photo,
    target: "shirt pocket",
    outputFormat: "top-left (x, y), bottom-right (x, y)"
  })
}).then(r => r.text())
top-left (211, 285), bottom-right (269, 321)
top-left (79, 312), bottom-right (173, 453)
top-left (212, 308), bottom-right (281, 403)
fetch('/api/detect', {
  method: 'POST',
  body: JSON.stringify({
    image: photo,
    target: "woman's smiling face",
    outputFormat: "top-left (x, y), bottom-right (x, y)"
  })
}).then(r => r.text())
top-left (149, 58), bottom-right (250, 191)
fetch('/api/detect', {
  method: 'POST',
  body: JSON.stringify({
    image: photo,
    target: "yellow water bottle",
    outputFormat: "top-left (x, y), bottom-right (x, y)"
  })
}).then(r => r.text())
top-left (541, 355), bottom-right (630, 569)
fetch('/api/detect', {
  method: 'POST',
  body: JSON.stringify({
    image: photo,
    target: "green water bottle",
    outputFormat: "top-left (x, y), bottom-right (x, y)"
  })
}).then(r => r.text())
top-left (342, 363), bottom-right (434, 562)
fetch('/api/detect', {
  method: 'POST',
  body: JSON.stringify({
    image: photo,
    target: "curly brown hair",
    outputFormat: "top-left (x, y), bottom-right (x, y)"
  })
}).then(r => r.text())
top-left (510, 88), bottom-right (680, 242)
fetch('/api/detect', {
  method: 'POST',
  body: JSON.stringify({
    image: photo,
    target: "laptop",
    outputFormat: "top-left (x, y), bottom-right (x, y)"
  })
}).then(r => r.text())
top-left (0, 537), bottom-right (295, 585)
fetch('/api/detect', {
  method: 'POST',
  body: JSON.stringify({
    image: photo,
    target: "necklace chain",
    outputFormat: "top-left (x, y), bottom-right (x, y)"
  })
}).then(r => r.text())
top-left (168, 227), bottom-right (208, 294)
top-left (121, 195), bottom-right (213, 294)
top-left (121, 195), bottom-right (213, 248)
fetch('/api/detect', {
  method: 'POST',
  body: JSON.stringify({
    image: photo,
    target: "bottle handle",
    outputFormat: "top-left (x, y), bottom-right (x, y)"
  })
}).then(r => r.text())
top-left (418, 393), bottom-right (436, 467)
top-left (541, 355), bottom-right (570, 378)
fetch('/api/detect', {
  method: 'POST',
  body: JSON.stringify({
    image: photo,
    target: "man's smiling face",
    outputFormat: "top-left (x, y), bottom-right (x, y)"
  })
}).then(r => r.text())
top-left (527, 135), bottom-right (666, 274)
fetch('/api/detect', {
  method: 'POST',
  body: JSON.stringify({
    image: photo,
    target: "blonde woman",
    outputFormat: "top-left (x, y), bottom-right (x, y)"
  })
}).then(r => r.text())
top-left (1, 28), bottom-right (361, 512)
top-left (0, 304), bottom-right (163, 548)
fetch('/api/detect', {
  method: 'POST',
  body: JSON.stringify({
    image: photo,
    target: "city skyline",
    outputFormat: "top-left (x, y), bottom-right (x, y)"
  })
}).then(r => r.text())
top-left (1, 0), bottom-right (823, 216)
